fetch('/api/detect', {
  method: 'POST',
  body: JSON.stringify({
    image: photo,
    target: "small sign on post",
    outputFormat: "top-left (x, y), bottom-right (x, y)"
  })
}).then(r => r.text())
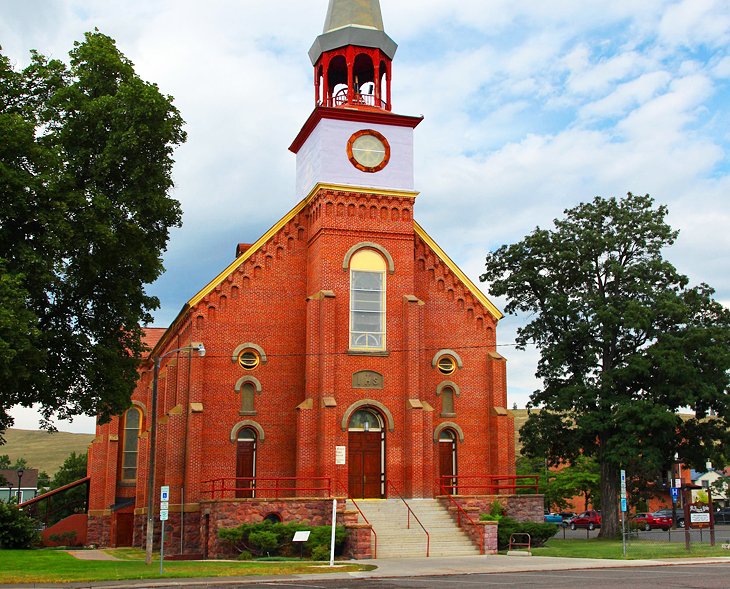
top-left (159, 485), bottom-right (170, 575)
top-left (671, 487), bottom-right (679, 503)
top-left (292, 530), bottom-right (310, 559)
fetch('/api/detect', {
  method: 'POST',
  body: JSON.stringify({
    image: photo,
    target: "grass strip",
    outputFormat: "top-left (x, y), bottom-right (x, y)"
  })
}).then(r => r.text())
top-left (534, 538), bottom-right (730, 559)
top-left (0, 549), bottom-right (374, 583)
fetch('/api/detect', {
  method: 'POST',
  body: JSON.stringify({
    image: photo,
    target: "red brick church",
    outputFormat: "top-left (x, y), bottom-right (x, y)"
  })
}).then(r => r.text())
top-left (87, 0), bottom-right (518, 557)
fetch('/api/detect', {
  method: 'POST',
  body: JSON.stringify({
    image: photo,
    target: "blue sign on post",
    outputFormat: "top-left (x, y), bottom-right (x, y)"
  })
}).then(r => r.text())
top-left (671, 487), bottom-right (679, 502)
top-left (621, 498), bottom-right (627, 512)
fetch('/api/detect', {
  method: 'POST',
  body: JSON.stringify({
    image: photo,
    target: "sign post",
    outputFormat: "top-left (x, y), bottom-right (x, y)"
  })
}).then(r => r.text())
top-left (620, 469), bottom-right (627, 558)
top-left (159, 485), bottom-right (169, 575)
top-left (329, 498), bottom-right (337, 567)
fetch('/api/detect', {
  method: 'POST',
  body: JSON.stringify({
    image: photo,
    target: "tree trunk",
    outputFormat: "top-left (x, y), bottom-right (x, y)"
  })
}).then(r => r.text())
top-left (598, 460), bottom-right (620, 538)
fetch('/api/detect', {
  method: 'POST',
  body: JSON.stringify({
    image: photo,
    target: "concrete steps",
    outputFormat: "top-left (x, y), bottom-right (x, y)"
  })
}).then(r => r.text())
top-left (355, 498), bottom-right (480, 558)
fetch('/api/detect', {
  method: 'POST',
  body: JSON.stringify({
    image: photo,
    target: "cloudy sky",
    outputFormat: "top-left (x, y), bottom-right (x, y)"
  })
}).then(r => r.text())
top-left (3, 0), bottom-right (729, 433)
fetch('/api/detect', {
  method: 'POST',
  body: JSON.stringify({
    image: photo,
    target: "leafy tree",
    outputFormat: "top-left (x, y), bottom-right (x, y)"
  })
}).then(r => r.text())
top-left (0, 455), bottom-right (10, 469)
top-left (0, 501), bottom-right (39, 548)
top-left (0, 31), bottom-right (185, 439)
top-left (545, 456), bottom-right (600, 512)
top-left (710, 475), bottom-right (729, 501)
top-left (44, 451), bottom-right (88, 525)
top-left (481, 193), bottom-right (730, 537)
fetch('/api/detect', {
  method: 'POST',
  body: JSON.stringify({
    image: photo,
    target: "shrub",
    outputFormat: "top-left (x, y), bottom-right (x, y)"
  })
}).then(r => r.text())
top-left (494, 516), bottom-right (557, 550)
top-left (237, 550), bottom-right (253, 560)
top-left (218, 521), bottom-right (346, 559)
top-left (310, 544), bottom-right (330, 561)
top-left (0, 502), bottom-right (40, 549)
top-left (248, 530), bottom-right (279, 554)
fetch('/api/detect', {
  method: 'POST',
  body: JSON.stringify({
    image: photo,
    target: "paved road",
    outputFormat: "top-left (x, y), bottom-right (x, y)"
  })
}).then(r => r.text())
top-left (178, 563), bottom-right (730, 588)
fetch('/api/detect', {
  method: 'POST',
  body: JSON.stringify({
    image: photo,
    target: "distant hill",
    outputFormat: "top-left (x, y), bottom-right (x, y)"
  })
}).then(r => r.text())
top-left (1, 428), bottom-right (94, 476)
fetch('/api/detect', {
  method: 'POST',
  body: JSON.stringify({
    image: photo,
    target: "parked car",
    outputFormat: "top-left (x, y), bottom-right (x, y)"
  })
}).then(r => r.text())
top-left (544, 512), bottom-right (563, 524)
top-left (713, 507), bottom-right (730, 524)
top-left (558, 512), bottom-right (577, 527)
top-left (654, 508), bottom-right (685, 528)
top-left (632, 512), bottom-right (672, 531)
top-left (570, 510), bottom-right (601, 530)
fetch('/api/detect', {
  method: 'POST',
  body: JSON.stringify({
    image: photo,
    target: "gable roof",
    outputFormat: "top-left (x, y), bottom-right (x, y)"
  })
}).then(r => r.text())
top-left (414, 222), bottom-right (503, 321)
top-left (149, 184), bottom-right (501, 358)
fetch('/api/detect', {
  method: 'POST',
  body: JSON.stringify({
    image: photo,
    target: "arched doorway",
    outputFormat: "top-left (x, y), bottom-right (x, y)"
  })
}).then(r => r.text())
top-left (236, 428), bottom-right (257, 498)
top-left (348, 408), bottom-right (385, 498)
top-left (439, 428), bottom-right (457, 494)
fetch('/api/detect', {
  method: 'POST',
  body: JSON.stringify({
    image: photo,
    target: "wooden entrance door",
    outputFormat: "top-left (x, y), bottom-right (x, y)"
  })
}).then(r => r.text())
top-left (115, 512), bottom-right (134, 547)
top-left (439, 431), bottom-right (457, 494)
top-left (236, 429), bottom-right (256, 498)
top-left (348, 431), bottom-right (382, 498)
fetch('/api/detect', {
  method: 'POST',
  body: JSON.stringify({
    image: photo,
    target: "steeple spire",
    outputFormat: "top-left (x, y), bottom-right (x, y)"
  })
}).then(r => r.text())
top-left (322, 0), bottom-right (384, 33)
top-left (309, 0), bottom-right (397, 65)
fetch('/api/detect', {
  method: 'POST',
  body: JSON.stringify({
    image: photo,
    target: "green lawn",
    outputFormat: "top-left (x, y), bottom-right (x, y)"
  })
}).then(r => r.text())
top-left (0, 549), bottom-right (374, 584)
top-left (534, 538), bottom-right (730, 559)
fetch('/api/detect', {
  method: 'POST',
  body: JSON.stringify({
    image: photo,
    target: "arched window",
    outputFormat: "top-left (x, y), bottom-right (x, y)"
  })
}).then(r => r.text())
top-left (121, 407), bottom-right (142, 482)
top-left (350, 249), bottom-right (386, 350)
top-left (440, 386), bottom-right (456, 417)
top-left (240, 382), bottom-right (256, 414)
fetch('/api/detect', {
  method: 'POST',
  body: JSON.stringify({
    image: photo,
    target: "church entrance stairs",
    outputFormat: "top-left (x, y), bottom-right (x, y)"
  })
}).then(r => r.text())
top-left (356, 498), bottom-right (480, 558)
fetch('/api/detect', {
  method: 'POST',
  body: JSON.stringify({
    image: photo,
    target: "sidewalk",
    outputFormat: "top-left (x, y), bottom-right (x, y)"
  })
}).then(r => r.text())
top-left (3, 554), bottom-right (730, 589)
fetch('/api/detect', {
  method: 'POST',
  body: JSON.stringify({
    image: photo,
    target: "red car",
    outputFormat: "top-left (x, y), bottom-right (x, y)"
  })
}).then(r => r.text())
top-left (632, 512), bottom-right (672, 531)
top-left (570, 510), bottom-right (602, 530)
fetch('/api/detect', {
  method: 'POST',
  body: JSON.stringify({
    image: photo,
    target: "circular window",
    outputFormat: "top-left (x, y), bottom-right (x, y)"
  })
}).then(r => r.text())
top-left (347, 129), bottom-right (391, 173)
top-left (437, 356), bottom-right (456, 375)
top-left (238, 350), bottom-right (260, 370)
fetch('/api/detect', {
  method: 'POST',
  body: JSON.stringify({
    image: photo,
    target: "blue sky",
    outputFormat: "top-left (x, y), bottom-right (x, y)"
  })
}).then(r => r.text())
top-left (2, 0), bottom-right (729, 433)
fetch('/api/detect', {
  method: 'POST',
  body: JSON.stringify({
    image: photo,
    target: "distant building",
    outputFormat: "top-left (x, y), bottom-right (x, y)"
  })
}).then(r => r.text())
top-left (0, 468), bottom-right (38, 503)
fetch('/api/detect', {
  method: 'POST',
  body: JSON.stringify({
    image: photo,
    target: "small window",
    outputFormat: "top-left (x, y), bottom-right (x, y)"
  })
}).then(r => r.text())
top-left (263, 512), bottom-right (282, 524)
top-left (241, 382), bottom-right (256, 415)
top-left (238, 349), bottom-right (261, 370)
top-left (437, 356), bottom-right (456, 375)
top-left (440, 387), bottom-right (455, 416)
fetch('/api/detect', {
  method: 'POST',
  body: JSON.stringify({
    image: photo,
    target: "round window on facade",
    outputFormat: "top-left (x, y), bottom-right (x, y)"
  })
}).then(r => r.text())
top-left (437, 355), bottom-right (456, 375)
top-left (238, 350), bottom-right (261, 370)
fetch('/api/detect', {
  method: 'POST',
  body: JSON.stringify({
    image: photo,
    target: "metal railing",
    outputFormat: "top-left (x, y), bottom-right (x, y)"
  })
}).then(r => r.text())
top-left (439, 474), bottom-right (539, 495)
top-left (321, 89), bottom-right (389, 110)
top-left (441, 492), bottom-right (484, 555)
top-left (201, 476), bottom-right (332, 499)
top-left (386, 481), bottom-right (430, 557)
top-left (335, 481), bottom-right (377, 559)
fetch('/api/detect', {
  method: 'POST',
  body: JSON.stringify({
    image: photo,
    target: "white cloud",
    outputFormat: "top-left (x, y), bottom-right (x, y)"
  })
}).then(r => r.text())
top-left (3, 0), bottom-right (729, 429)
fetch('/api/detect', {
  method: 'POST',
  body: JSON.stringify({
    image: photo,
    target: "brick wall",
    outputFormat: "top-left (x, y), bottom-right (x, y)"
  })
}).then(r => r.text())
top-left (86, 184), bottom-right (515, 550)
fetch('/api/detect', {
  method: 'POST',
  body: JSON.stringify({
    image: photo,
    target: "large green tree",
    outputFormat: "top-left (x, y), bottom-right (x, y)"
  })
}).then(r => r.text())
top-left (0, 31), bottom-right (185, 438)
top-left (481, 193), bottom-right (730, 537)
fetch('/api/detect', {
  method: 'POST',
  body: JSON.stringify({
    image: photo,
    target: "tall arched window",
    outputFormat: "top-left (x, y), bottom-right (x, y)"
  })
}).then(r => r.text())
top-left (121, 407), bottom-right (142, 482)
top-left (350, 249), bottom-right (386, 350)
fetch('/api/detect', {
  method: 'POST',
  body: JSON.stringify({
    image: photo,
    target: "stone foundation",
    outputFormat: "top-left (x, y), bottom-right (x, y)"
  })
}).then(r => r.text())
top-left (133, 511), bottom-right (201, 555)
top-left (199, 497), bottom-right (372, 559)
top-left (438, 494), bottom-right (544, 553)
top-left (86, 513), bottom-right (111, 547)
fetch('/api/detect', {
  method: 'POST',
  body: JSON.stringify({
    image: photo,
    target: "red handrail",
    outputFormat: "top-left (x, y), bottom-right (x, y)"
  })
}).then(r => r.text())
top-left (439, 474), bottom-right (539, 495)
top-left (335, 481), bottom-right (377, 559)
top-left (201, 477), bottom-right (331, 499)
top-left (440, 485), bottom-right (484, 555)
top-left (386, 481), bottom-right (430, 557)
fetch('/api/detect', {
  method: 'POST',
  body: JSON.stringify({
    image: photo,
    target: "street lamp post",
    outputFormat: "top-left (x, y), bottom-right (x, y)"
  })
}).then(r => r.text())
top-left (145, 342), bottom-right (205, 566)
top-left (7, 483), bottom-right (13, 503)
top-left (16, 468), bottom-right (24, 503)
